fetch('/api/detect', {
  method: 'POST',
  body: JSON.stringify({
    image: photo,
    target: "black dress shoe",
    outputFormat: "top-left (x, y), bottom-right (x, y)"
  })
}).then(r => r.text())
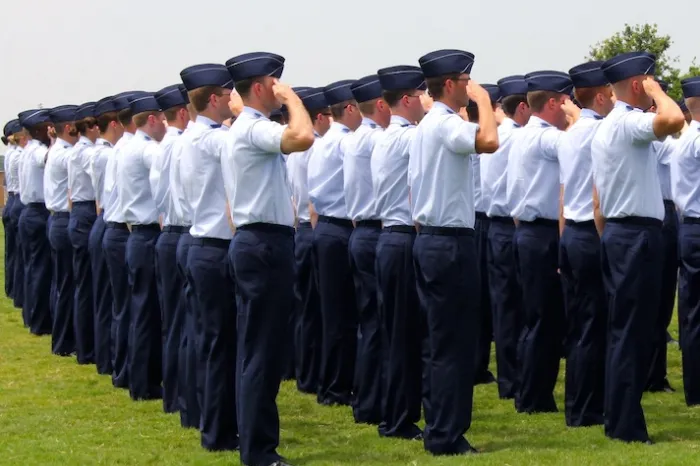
top-left (474, 371), bottom-right (496, 385)
top-left (644, 439), bottom-right (654, 445)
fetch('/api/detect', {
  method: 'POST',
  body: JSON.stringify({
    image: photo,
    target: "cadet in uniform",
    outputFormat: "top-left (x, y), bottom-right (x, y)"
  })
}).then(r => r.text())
top-left (286, 87), bottom-right (330, 394)
top-left (345, 74), bottom-right (390, 424)
top-left (409, 49), bottom-right (498, 455)
top-left (591, 51), bottom-right (684, 443)
top-left (8, 120), bottom-right (27, 311)
top-left (679, 98), bottom-right (692, 123)
top-left (17, 108), bottom-right (54, 336)
top-left (69, 102), bottom-right (99, 365)
top-left (150, 83), bottom-right (189, 414)
top-left (372, 64), bottom-right (426, 440)
top-left (90, 96), bottom-right (123, 375)
top-left (481, 75), bottom-right (530, 400)
top-left (559, 61), bottom-right (613, 426)
top-left (673, 76), bottom-right (700, 406)
top-left (507, 71), bottom-right (576, 413)
top-left (307, 79), bottom-right (362, 406)
top-left (45, 105), bottom-right (79, 356)
top-left (117, 92), bottom-right (166, 401)
top-left (179, 63), bottom-right (238, 450)
top-left (3, 121), bottom-right (20, 300)
top-left (225, 51), bottom-right (314, 466)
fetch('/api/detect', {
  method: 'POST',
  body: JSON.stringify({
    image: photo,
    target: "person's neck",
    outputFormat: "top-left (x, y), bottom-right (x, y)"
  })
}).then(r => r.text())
top-left (391, 108), bottom-right (414, 123)
top-left (313, 122), bottom-right (328, 136)
top-left (198, 108), bottom-right (223, 124)
top-left (81, 133), bottom-right (97, 143)
top-left (436, 97), bottom-right (461, 114)
top-left (123, 124), bottom-right (136, 135)
top-left (137, 126), bottom-right (155, 139)
top-left (242, 99), bottom-right (269, 118)
top-left (101, 131), bottom-right (118, 145)
top-left (335, 117), bottom-right (358, 131)
top-left (532, 111), bottom-right (557, 126)
top-left (168, 120), bottom-right (187, 131)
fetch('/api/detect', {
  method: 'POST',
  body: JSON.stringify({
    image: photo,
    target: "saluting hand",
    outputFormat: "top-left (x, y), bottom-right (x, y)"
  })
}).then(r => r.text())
top-left (642, 77), bottom-right (663, 97)
top-left (229, 91), bottom-right (244, 117)
top-left (272, 79), bottom-right (299, 105)
top-left (561, 98), bottom-right (581, 121)
top-left (420, 92), bottom-right (434, 113)
top-left (466, 81), bottom-right (491, 105)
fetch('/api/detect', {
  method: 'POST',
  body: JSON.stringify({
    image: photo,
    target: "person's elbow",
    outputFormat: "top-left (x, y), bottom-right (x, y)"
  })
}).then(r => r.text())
top-left (475, 133), bottom-right (499, 154)
top-left (654, 110), bottom-right (685, 138)
top-left (281, 128), bottom-right (314, 154)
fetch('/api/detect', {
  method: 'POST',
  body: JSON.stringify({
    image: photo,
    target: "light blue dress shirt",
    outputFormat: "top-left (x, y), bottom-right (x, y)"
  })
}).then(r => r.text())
top-left (169, 121), bottom-right (194, 227)
top-left (222, 106), bottom-right (294, 227)
top-left (103, 132), bottom-right (134, 223)
top-left (149, 126), bottom-right (183, 226)
top-left (671, 121), bottom-right (700, 217)
top-left (471, 154), bottom-right (485, 213)
top-left (20, 139), bottom-right (49, 205)
top-left (68, 136), bottom-right (96, 202)
top-left (286, 131), bottom-right (319, 223)
top-left (371, 115), bottom-right (414, 226)
top-left (91, 138), bottom-right (112, 209)
top-left (344, 117), bottom-right (384, 221)
top-left (116, 130), bottom-right (160, 225)
top-left (307, 122), bottom-right (353, 218)
top-left (653, 137), bottom-right (677, 201)
top-left (5, 146), bottom-right (21, 193)
top-left (591, 100), bottom-right (664, 221)
top-left (481, 118), bottom-right (522, 218)
top-left (44, 137), bottom-right (73, 212)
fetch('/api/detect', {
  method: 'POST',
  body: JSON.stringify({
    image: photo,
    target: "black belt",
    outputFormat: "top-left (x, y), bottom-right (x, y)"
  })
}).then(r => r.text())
top-left (519, 218), bottom-right (558, 227)
top-left (565, 219), bottom-right (595, 228)
top-left (607, 216), bottom-right (662, 228)
top-left (383, 225), bottom-right (415, 234)
top-left (419, 226), bottom-right (474, 237)
top-left (297, 222), bottom-right (312, 229)
top-left (355, 219), bottom-right (382, 228)
top-left (27, 202), bottom-right (45, 208)
top-left (489, 215), bottom-right (513, 224)
top-left (106, 222), bottom-right (128, 230)
top-left (73, 200), bottom-right (95, 207)
top-left (191, 237), bottom-right (230, 248)
top-left (8, 191), bottom-right (16, 196)
top-left (131, 223), bottom-right (160, 232)
top-left (683, 217), bottom-right (700, 225)
top-left (237, 222), bottom-right (294, 236)
top-left (318, 215), bottom-right (353, 228)
top-left (163, 225), bottom-right (189, 233)
top-left (475, 211), bottom-right (488, 220)
top-left (51, 211), bottom-right (70, 218)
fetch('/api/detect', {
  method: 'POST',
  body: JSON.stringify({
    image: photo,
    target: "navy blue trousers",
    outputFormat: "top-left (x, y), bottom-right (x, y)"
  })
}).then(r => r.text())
top-left (4, 193), bottom-right (16, 298)
top-left (678, 220), bottom-right (700, 405)
top-left (19, 203), bottom-right (52, 335)
top-left (514, 221), bottom-right (563, 413)
top-left (155, 228), bottom-right (185, 414)
top-left (293, 224), bottom-right (321, 394)
top-left (48, 212), bottom-right (75, 356)
top-left (69, 202), bottom-right (97, 364)
top-left (188, 238), bottom-right (238, 451)
top-left (89, 214), bottom-right (112, 375)
top-left (376, 227), bottom-right (423, 439)
top-left (414, 227), bottom-right (480, 455)
top-left (313, 218), bottom-right (357, 406)
top-left (487, 218), bottom-right (521, 399)
top-left (126, 226), bottom-right (162, 401)
top-left (600, 219), bottom-right (662, 443)
top-left (231, 224), bottom-right (294, 466)
top-left (559, 221), bottom-right (606, 426)
top-left (10, 199), bottom-right (25, 310)
top-left (647, 202), bottom-right (678, 391)
top-left (349, 223), bottom-right (383, 425)
top-left (474, 215), bottom-right (493, 382)
top-left (103, 223), bottom-right (130, 389)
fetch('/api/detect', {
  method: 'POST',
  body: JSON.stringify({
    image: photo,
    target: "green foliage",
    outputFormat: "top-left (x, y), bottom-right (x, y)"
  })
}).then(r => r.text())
top-left (588, 23), bottom-right (699, 100)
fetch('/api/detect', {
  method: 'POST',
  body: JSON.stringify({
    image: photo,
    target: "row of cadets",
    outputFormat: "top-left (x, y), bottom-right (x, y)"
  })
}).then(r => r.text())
top-left (69, 102), bottom-right (100, 365)
top-left (371, 65), bottom-right (427, 440)
top-left (223, 51), bottom-right (315, 466)
top-left (17, 108), bottom-right (53, 335)
top-left (307, 79), bottom-right (362, 407)
top-left (150, 84), bottom-right (190, 414)
top-left (409, 49), bottom-right (499, 455)
top-left (344, 74), bottom-right (390, 425)
top-left (591, 51), bottom-right (685, 443)
top-left (286, 87), bottom-right (330, 394)
top-left (480, 75), bottom-right (531, 401)
top-left (673, 76), bottom-right (700, 406)
top-left (178, 63), bottom-right (238, 450)
top-left (3, 120), bottom-right (25, 309)
top-left (558, 60), bottom-right (613, 426)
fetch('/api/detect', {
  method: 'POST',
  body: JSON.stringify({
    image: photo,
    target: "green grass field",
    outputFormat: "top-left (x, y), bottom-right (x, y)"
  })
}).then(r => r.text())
top-left (1, 226), bottom-right (700, 465)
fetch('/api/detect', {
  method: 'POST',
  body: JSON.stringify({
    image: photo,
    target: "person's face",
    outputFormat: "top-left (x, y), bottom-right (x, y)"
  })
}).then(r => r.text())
top-left (447, 73), bottom-right (470, 107)
top-left (214, 89), bottom-right (233, 121)
top-left (597, 85), bottom-right (615, 116)
top-left (551, 94), bottom-right (569, 130)
top-left (151, 113), bottom-right (167, 141)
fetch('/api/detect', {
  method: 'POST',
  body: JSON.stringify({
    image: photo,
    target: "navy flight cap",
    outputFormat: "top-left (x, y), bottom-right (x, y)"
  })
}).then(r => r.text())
top-left (95, 97), bottom-right (117, 116)
top-left (483, 84), bottom-right (500, 103)
top-left (75, 102), bottom-right (96, 120)
top-left (525, 71), bottom-right (574, 94)
top-left (18, 109), bottom-right (51, 128)
top-left (601, 52), bottom-right (656, 84)
top-left (568, 61), bottom-right (608, 88)
top-left (682, 76), bottom-right (700, 98)
top-left (49, 105), bottom-right (79, 124)
top-left (677, 98), bottom-right (689, 113)
top-left (226, 52), bottom-right (285, 81)
top-left (351, 75), bottom-right (383, 103)
top-left (419, 49), bottom-right (475, 78)
top-left (178, 84), bottom-right (190, 104)
top-left (112, 91), bottom-right (142, 112)
top-left (657, 78), bottom-right (669, 93)
top-left (293, 86), bottom-right (313, 94)
top-left (378, 65), bottom-right (426, 91)
top-left (156, 84), bottom-right (188, 111)
top-left (497, 75), bottom-right (528, 97)
top-left (180, 64), bottom-right (233, 91)
top-left (129, 92), bottom-right (161, 115)
top-left (297, 87), bottom-right (329, 111)
top-left (3, 119), bottom-right (18, 137)
top-left (324, 80), bottom-right (356, 106)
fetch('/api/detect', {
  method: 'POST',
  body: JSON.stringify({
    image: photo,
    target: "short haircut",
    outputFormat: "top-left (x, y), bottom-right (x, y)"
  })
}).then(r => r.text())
top-left (527, 90), bottom-right (561, 113)
top-left (188, 86), bottom-right (224, 113)
top-left (330, 101), bottom-right (355, 119)
top-left (97, 111), bottom-right (119, 133)
top-left (132, 111), bottom-right (159, 128)
top-left (383, 89), bottom-right (414, 107)
top-left (308, 107), bottom-right (330, 120)
top-left (501, 94), bottom-right (528, 117)
top-left (574, 86), bottom-right (606, 108)
top-left (76, 117), bottom-right (98, 135)
top-left (54, 122), bottom-right (73, 136)
top-left (234, 77), bottom-right (263, 98)
top-left (358, 99), bottom-right (378, 115)
top-left (164, 105), bottom-right (186, 122)
top-left (117, 108), bottom-right (133, 127)
top-left (426, 73), bottom-right (461, 100)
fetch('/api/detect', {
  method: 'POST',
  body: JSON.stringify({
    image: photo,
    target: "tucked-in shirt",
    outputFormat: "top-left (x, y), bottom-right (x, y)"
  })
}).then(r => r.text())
top-left (20, 139), bottom-right (49, 204)
top-left (222, 106), bottom-right (292, 227)
top-left (68, 136), bottom-right (96, 202)
top-left (7, 146), bottom-right (22, 193)
top-left (481, 118), bottom-right (521, 218)
top-left (344, 117), bottom-right (384, 221)
top-left (671, 120), bottom-right (700, 217)
top-left (116, 129), bottom-right (159, 224)
top-left (371, 115), bottom-right (414, 226)
top-left (103, 132), bottom-right (134, 223)
top-left (169, 123), bottom-right (193, 227)
top-left (559, 109), bottom-right (603, 222)
top-left (91, 138), bottom-right (112, 209)
top-left (286, 132), bottom-right (319, 223)
top-left (409, 101), bottom-right (479, 227)
top-left (44, 137), bottom-right (73, 212)
top-left (149, 126), bottom-right (183, 226)
top-left (591, 100), bottom-right (663, 221)
top-left (308, 122), bottom-right (353, 218)
top-left (653, 137), bottom-right (677, 201)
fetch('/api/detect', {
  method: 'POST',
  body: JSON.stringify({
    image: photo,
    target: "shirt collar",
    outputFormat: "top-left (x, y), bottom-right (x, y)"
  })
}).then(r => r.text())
top-left (166, 126), bottom-right (183, 136)
top-left (78, 135), bottom-right (93, 146)
top-left (390, 115), bottom-right (413, 127)
top-left (689, 120), bottom-right (700, 131)
top-left (503, 117), bottom-right (521, 128)
top-left (361, 117), bottom-right (380, 129)
top-left (96, 137), bottom-right (113, 147)
top-left (615, 100), bottom-right (637, 112)
top-left (195, 115), bottom-right (219, 128)
top-left (580, 108), bottom-right (602, 120)
top-left (431, 101), bottom-right (457, 115)
top-left (55, 137), bottom-right (72, 148)
top-left (527, 115), bottom-right (552, 128)
top-left (241, 106), bottom-right (268, 121)
top-left (331, 121), bottom-right (351, 134)
top-left (135, 129), bottom-right (151, 141)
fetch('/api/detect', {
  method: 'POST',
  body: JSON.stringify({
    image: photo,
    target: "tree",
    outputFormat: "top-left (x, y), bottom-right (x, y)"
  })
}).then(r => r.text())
top-left (587, 23), bottom-right (699, 100)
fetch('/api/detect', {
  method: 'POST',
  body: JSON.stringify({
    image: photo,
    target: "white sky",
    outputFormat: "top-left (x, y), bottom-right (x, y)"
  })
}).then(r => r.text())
top-left (2, 0), bottom-right (697, 153)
